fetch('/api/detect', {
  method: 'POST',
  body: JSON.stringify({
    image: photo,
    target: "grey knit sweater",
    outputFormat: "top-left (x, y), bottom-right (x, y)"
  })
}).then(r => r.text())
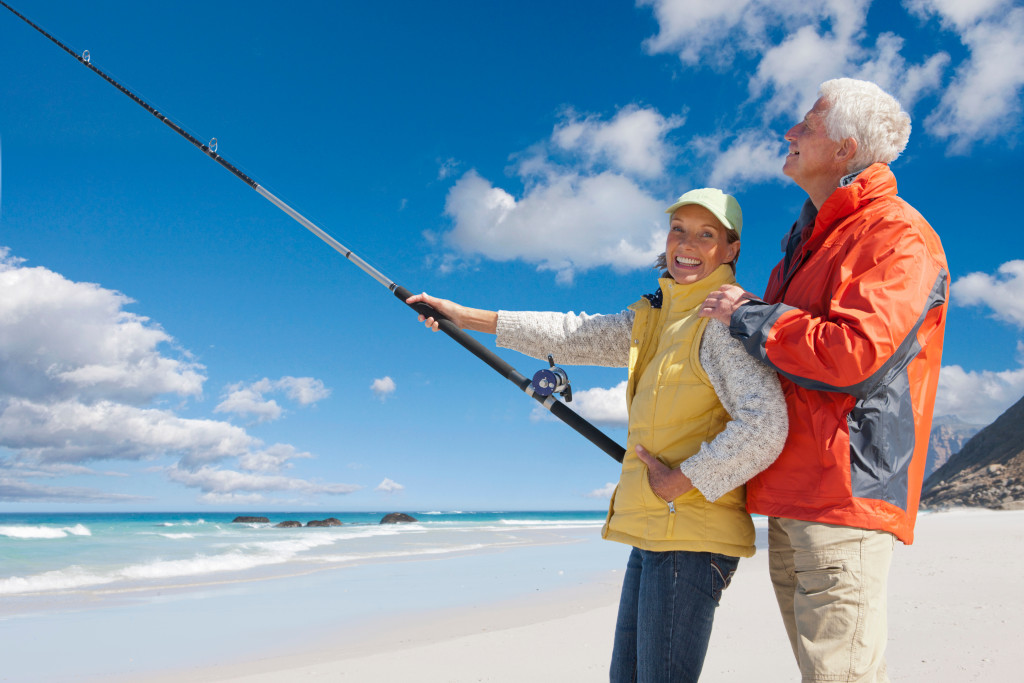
top-left (496, 309), bottom-right (788, 502)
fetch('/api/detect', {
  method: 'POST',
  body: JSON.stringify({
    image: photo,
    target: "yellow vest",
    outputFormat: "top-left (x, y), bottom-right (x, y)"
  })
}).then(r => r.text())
top-left (602, 265), bottom-right (756, 557)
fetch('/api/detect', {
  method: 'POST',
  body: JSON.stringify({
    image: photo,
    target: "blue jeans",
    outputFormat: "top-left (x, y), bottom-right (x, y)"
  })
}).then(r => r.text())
top-left (610, 547), bottom-right (739, 683)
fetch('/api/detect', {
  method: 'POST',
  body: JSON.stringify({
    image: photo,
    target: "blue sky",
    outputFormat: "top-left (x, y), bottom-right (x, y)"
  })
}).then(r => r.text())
top-left (1, 0), bottom-right (1022, 512)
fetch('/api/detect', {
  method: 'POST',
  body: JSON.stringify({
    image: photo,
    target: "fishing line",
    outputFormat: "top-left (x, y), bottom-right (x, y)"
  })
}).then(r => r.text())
top-left (1, 1), bottom-right (626, 463)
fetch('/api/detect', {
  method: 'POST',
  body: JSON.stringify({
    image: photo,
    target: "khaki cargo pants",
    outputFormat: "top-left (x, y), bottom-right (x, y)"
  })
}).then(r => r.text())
top-left (768, 517), bottom-right (896, 683)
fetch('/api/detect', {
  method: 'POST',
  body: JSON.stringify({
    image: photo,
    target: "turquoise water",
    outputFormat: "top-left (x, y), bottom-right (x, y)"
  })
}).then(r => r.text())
top-left (0, 510), bottom-right (610, 596)
top-left (0, 510), bottom-right (624, 681)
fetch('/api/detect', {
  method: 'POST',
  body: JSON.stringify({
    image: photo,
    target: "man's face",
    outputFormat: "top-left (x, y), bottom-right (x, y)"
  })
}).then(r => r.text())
top-left (783, 97), bottom-right (844, 193)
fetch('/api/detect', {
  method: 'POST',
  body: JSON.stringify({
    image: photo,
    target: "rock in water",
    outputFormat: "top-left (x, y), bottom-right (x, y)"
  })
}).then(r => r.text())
top-left (274, 520), bottom-right (302, 528)
top-left (306, 518), bottom-right (343, 527)
top-left (380, 512), bottom-right (417, 524)
top-left (232, 516), bottom-right (270, 523)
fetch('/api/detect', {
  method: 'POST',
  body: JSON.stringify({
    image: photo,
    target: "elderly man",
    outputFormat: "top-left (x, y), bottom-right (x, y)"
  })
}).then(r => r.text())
top-left (701, 78), bottom-right (948, 682)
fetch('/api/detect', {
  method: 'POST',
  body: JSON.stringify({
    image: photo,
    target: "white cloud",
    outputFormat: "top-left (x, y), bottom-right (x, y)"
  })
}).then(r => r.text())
top-left (444, 170), bottom-right (664, 285)
top-left (951, 260), bottom-right (1024, 328)
top-left (585, 482), bottom-right (617, 499)
top-left (195, 491), bottom-right (269, 505)
top-left (0, 398), bottom-right (256, 468)
top-left (934, 345), bottom-right (1024, 424)
top-left (0, 248), bottom-right (203, 404)
top-left (376, 477), bottom-right (405, 493)
top-left (913, 2), bottom-right (1024, 151)
top-left (938, 260), bottom-right (1024, 423)
top-left (215, 376), bottom-right (330, 422)
top-left (638, 0), bottom-right (873, 69)
top-left (904, 0), bottom-right (1009, 31)
top-left (552, 106), bottom-right (685, 178)
top-left (215, 386), bottom-right (282, 422)
top-left (642, 1), bottom-right (873, 102)
top-left (749, 24), bottom-right (857, 119)
top-left (747, 19), bottom-right (945, 122)
top-left (439, 105), bottom-right (678, 284)
top-left (0, 248), bottom-right (356, 503)
top-left (0, 477), bottom-right (144, 503)
top-left (639, 0), bottom-right (1019, 153)
top-left (275, 377), bottom-right (331, 404)
top-left (370, 376), bottom-right (396, 401)
top-left (440, 5), bottom-right (978, 283)
top-left (237, 444), bottom-right (312, 474)
top-left (639, 0), bottom-right (754, 66)
top-left (570, 380), bottom-right (629, 428)
top-left (891, 51), bottom-right (951, 110)
top-left (693, 130), bottom-right (788, 188)
top-left (438, 157), bottom-right (460, 180)
top-left (0, 459), bottom-right (123, 480)
top-left (532, 380), bottom-right (628, 428)
top-left (166, 465), bottom-right (361, 497)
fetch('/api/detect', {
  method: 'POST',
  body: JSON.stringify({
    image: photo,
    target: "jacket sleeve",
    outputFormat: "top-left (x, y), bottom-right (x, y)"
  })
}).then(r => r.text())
top-left (680, 321), bottom-right (788, 502)
top-left (495, 310), bottom-right (634, 368)
top-left (730, 215), bottom-right (948, 399)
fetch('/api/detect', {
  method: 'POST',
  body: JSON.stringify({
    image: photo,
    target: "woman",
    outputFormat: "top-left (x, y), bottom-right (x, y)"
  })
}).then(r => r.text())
top-left (408, 188), bottom-right (787, 682)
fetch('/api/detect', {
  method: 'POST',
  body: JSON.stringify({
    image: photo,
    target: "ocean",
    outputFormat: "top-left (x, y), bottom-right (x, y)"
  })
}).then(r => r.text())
top-left (0, 510), bottom-right (609, 597)
top-left (0, 510), bottom-right (624, 681)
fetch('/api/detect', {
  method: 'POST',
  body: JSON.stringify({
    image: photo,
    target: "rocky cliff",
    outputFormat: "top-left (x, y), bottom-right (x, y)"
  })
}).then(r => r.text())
top-left (925, 415), bottom-right (982, 478)
top-left (921, 394), bottom-right (1024, 510)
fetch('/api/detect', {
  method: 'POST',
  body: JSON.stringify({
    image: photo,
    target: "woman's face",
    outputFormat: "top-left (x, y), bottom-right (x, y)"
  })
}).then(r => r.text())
top-left (665, 205), bottom-right (740, 285)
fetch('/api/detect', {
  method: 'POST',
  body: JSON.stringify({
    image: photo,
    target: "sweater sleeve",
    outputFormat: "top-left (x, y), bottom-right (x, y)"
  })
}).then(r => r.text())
top-left (494, 310), bottom-right (634, 368)
top-left (679, 320), bottom-right (788, 502)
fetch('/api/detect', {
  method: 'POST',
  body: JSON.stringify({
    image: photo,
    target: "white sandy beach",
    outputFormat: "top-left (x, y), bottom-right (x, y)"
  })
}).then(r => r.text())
top-left (125, 509), bottom-right (1023, 683)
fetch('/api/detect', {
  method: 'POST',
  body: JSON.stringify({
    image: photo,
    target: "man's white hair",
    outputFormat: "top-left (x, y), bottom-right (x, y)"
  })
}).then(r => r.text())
top-left (819, 78), bottom-right (911, 173)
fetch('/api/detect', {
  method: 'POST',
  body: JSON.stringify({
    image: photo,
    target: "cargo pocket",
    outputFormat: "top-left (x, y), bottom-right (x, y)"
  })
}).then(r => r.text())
top-left (795, 563), bottom-right (846, 596)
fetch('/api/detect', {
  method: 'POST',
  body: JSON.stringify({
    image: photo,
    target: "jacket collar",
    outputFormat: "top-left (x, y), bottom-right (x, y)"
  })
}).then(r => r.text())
top-left (815, 162), bottom-right (898, 231)
top-left (641, 265), bottom-right (736, 310)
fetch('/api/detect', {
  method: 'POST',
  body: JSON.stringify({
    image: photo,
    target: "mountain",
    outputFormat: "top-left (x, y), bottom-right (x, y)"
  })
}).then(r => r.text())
top-left (925, 415), bottom-right (983, 479)
top-left (921, 394), bottom-right (1024, 510)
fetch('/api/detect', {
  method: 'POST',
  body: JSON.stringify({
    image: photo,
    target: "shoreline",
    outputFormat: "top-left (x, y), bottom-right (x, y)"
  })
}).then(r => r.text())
top-left (4, 509), bottom-right (1021, 681)
top-left (2, 520), bottom-right (626, 682)
top-left (134, 509), bottom-right (1024, 682)
top-left (133, 568), bottom-right (624, 683)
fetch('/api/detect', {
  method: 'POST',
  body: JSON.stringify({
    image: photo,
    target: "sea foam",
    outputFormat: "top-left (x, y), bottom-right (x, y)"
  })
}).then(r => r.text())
top-left (1, 529), bottom-right (343, 595)
top-left (0, 512), bottom-right (610, 598)
top-left (0, 524), bottom-right (91, 539)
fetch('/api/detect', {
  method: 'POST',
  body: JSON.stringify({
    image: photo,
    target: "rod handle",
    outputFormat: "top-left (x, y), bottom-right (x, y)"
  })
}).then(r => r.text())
top-left (392, 285), bottom-right (524, 381)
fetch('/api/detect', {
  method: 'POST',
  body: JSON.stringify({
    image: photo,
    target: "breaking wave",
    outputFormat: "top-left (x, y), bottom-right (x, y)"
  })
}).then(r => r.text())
top-left (0, 524), bottom-right (92, 539)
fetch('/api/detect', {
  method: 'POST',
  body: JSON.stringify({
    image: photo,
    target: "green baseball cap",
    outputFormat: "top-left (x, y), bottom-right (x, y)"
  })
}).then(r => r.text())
top-left (665, 188), bottom-right (743, 238)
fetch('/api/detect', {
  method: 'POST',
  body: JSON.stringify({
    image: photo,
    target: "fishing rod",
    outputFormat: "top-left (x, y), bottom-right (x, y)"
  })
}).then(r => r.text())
top-left (2, 1), bottom-right (626, 463)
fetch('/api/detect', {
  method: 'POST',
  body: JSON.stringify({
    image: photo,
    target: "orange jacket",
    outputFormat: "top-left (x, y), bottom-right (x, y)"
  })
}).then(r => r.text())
top-left (730, 163), bottom-right (948, 543)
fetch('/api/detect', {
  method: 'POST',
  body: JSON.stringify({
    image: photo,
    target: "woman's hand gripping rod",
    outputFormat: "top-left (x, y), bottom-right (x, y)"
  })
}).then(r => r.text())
top-left (394, 286), bottom-right (625, 462)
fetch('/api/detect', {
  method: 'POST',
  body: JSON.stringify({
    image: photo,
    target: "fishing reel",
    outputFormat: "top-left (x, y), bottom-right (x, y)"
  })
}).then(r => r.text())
top-left (531, 354), bottom-right (572, 402)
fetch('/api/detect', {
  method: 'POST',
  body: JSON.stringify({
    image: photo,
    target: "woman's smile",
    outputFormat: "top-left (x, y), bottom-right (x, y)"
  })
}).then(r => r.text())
top-left (665, 205), bottom-right (740, 285)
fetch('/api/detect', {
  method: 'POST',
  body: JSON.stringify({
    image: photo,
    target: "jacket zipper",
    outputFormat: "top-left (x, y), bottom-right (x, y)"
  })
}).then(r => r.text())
top-left (666, 499), bottom-right (677, 536)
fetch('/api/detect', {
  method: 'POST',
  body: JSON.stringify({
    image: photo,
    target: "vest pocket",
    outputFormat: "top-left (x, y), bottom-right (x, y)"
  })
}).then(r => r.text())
top-left (638, 463), bottom-right (698, 539)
